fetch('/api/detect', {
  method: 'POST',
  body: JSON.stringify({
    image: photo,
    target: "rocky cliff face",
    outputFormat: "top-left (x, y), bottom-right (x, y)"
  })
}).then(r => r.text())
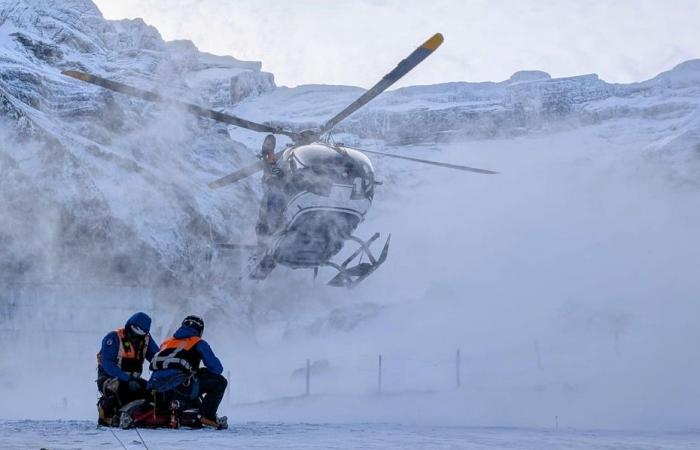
top-left (0, 0), bottom-right (276, 296)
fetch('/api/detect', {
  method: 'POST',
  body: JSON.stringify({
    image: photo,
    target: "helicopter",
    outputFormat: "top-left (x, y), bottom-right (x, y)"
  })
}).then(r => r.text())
top-left (62, 33), bottom-right (497, 288)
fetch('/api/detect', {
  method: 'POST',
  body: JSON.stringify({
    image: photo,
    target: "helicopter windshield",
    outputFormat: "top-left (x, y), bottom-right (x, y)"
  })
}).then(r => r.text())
top-left (287, 145), bottom-right (374, 200)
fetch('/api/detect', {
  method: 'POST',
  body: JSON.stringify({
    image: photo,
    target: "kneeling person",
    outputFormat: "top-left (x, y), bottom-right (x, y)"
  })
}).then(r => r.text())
top-left (97, 312), bottom-right (159, 425)
top-left (149, 315), bottom-right (228, 429)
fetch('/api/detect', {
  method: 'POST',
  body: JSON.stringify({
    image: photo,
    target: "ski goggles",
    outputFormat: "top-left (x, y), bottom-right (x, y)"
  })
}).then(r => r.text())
top-left (130, 324), bottom-right (147, 336)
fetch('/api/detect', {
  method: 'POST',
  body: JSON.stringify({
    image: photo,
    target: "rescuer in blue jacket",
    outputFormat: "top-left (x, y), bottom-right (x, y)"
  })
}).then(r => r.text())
top-left (149, 315), bottom-right (228, 429)
top-left (96, 312), bottom-right (159, 425)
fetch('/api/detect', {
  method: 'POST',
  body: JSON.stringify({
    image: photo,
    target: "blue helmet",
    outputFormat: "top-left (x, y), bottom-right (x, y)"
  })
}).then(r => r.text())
top-left (125, 312), bottom-right (151, 338)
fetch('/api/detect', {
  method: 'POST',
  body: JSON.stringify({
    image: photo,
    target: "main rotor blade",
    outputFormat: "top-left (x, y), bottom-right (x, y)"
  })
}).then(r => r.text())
top-left (208, 150), bottom-right (286, 189)
top-left (318, 33), bottom-right (444, 136)
top-left (354, 147), bottom-right (498, 175)
top-left (62, 70), bottom-right (299, 139)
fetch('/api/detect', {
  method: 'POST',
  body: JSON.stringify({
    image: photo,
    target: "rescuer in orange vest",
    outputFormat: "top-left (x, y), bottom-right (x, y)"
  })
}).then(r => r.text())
top-left (96, 312), bottom-right (159, 426)
top-left (148, 315), bottom-right (228, 429)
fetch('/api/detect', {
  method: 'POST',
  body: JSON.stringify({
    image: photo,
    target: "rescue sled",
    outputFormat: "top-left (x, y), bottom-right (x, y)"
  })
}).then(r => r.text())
top-left (99, 396), bottom-right (227, 430)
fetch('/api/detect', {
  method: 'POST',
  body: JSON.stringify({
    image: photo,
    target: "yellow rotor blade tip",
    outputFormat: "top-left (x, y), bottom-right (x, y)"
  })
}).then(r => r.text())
top-left (422, 33), bottom-right (444, 51)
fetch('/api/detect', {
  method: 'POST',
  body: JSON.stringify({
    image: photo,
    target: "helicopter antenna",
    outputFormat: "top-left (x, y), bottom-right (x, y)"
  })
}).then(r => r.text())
top-left (61, 70), bottom-right (302, 141)
top-left (323, 131), bottom-right (341, 149)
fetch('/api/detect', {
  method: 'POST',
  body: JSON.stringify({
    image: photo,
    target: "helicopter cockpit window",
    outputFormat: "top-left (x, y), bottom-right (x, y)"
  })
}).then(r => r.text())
top-left (289, 162), bottom-right (332, 197)
top-left (289, 155), bottom-right (373, 200)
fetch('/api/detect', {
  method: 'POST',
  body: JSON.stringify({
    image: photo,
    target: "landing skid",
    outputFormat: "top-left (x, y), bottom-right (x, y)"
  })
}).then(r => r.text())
top-left (223, 234), bottom-right (390, 288)
top-left (325, 233), bottom-right (391, 288)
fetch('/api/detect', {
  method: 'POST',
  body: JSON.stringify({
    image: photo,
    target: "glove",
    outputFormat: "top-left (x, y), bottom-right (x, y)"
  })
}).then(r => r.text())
top-left (127, 377), bottom-right (142, 393)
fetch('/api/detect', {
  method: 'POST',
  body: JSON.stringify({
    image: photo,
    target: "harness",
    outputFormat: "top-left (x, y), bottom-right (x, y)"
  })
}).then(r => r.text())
top-left (150, 336), bottom-right (202, 374)
top-left (97, 328), bottom-right (149, 376)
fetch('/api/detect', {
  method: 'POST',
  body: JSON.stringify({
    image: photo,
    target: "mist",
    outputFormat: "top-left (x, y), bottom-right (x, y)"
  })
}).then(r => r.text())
top-left (204, 128), bottom-right (698, 431)
top-left (2, 116), bottom-right (700, 432)
top-left (2, 77), bottom-right (699, 434)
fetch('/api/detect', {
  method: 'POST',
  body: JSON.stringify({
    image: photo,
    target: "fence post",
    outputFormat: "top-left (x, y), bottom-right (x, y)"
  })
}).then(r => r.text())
top-left (378, 354), bottom-right (383, 394)
top-left (226, 370), bottom-right (231, 404)
top-left (535, 341), bottom-right (543, 370)
top-left (226, 370), bottom-right (231, 405)
top-left (305, 359), bottom-right (311, 396)
top-left (456, 348), bottom-right (461, 389)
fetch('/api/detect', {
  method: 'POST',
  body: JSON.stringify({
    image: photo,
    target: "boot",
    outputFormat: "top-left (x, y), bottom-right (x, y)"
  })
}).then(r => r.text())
top-left (97, 397), bottom-right (116, 427)
top-left (200, 415), bottom-right (228, 430)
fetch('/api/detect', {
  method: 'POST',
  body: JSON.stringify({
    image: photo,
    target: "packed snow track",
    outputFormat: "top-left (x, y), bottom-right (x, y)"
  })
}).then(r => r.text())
top-left (0, 420), bottom-right (698, 450)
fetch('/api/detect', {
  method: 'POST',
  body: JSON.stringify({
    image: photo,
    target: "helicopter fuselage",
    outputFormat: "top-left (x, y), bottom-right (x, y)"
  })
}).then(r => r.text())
top-left (263, 143), bottom-right (376, 269)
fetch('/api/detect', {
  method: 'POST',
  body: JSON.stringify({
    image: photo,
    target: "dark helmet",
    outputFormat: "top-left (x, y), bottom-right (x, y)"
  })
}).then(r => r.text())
top-left (182, 315), bottom-right (204, 336)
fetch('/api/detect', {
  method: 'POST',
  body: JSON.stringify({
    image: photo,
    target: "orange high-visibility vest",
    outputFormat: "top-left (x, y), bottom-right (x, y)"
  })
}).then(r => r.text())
top-left (150, 335), bottom-right (202, 373)
top-left (159, 336), bottom-right (201, 352)
top-left (97, 328), bottom-right (150, 375)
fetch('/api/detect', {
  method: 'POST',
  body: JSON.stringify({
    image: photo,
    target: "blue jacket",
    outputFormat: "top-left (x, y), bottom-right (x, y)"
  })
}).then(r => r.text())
top-left (148, 326), bottom-right (223, 392)
top-left (99, 312), bottom-right (159, 381)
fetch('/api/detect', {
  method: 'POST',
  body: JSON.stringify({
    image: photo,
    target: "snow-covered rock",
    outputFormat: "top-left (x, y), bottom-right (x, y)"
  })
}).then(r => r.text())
top-left (229, 60), bottom-right (700, 144)
top-left (0, 0), bottom-right (276, 293)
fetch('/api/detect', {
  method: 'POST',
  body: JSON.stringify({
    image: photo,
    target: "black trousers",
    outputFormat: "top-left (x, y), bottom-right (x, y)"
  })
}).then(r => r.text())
top-left (197, 368), bottom-right (227, 420)
top-left (97, 374), bottom-right (147, 413)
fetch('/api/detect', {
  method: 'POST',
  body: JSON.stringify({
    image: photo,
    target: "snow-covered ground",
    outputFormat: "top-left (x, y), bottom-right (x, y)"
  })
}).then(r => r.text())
top-left (1, 420), bottom-right (698, 450)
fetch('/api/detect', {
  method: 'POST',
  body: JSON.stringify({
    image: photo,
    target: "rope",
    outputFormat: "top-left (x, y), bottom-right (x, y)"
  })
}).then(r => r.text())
top-left (134, 427), bottom-right (151, 450)
top-left (109, 429), bottom-right (128, 450)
